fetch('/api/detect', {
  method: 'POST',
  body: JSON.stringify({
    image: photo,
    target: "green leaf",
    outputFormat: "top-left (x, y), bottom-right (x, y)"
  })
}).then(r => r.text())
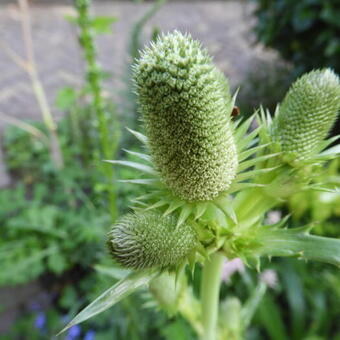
top-left (58, 269), bottom-right (158, 335)
top-left (91, 16), bottom-right (118, 34)
top-left (241, 282), bottom-right (267, 328)
top-left (280, 260), bottom-right (306, 339)
top-left (255, 226), bottom-right (340, 266)
top-left (258, 294), bottom-right (288, 340)
top-left (105, 160), bottom-right (156, 175)
top-left (118, 178), bottom-right (158, 185)
top-left (126, 128), bottom-right (148, 145)
top-left (55, 87), bottom-right (77, 111)
top-left (123, 149), bottom-right (151, 162)
top-left (64, 14), bottom-right (77, 24)
top-left (176, 204), bottom-right (192, 227)
top-left (47, 251), bottom-right (66, 274)
top-left (94, 265), bottom-right (130, 280)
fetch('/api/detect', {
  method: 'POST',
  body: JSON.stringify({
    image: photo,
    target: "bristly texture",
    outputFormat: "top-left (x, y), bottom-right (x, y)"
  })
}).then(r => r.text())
top-left (133, 31), bottom-right (238, 201)
top-left (107, 212), bottom-right (198, 270)
top-left (272, 69), bottom-right (340, 163)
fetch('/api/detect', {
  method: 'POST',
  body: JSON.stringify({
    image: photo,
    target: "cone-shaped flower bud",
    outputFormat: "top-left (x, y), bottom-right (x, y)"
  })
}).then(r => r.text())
top-left (273, 69), bottom-right (340, 162)
top-left (107, 212), bottom-right (198, 270)
top-left (134, 31), bottom-right (238, 201)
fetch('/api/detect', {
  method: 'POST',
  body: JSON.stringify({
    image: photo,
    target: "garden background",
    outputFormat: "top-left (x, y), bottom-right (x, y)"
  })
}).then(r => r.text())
top-left (0, 0), bottom-right (339, 339)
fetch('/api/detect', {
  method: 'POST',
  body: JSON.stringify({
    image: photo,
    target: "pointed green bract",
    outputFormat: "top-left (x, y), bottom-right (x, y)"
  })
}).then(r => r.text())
top-left (273, 69), bottom-right (340, 163)
top-left (133, 31), bottom-right (238, 201)
top-left (107, 212), bottom-right (199, 270)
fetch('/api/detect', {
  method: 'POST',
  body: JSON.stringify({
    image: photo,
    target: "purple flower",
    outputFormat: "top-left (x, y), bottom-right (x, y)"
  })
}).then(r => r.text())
top-left (266, 210), bottom-right (282, 225)
top-left (84, 330), bottom-right (95, 340)
top-left (34, 312), bottom-right (46, 330)
top-left (66, 325), bottom-right (81, 340)
top-left (260, 269), bottom-right (278, 289)
top-left (221, 258), bottom-right (245, 283)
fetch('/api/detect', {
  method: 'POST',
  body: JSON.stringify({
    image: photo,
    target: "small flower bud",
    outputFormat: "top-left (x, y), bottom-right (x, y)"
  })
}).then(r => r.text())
top-left (134, 31), bottom-right (238, 201)
top-left (107, 212), bottom-right (198, 270)
top-left (273, 69), bottom-right (340, 162)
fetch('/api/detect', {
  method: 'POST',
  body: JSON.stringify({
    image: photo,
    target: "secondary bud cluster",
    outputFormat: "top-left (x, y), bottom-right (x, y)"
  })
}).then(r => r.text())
top-left (273, 69), bottom-right (340, 162)
top-left (107, 212), bottom-right (198, 270)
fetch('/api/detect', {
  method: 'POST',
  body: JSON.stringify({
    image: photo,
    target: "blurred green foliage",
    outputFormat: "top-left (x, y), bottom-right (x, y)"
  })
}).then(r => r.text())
top-left (253, 0), bottom-right (340, 75)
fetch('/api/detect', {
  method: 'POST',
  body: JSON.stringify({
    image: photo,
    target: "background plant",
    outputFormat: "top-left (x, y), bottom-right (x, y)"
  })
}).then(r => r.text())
top-left (1, 1), bottom-right (340, 340)
top-left (59, 32), bottom-right (340, 340)
top-left (252, 0), bottom-right (340, 76)
top-left (0, 0), bottom-right (166, 338)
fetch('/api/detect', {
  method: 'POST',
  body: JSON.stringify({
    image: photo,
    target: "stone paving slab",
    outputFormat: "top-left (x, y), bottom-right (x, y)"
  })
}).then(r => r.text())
top-left (0, 1), bottom-right (278, 186)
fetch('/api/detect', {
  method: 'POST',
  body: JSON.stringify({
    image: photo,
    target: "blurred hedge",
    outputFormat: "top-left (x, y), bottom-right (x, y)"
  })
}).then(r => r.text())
top-left (253, 0), bottom-right (340, 75)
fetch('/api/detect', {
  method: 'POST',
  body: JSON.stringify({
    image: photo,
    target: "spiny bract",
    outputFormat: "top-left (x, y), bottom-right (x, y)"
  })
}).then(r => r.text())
top-left (133, 31), bottom-right (238, 201)
top-left (273, 69), bottom-right (340, 162)
top-left (107, 212), bottom-right (198, 270)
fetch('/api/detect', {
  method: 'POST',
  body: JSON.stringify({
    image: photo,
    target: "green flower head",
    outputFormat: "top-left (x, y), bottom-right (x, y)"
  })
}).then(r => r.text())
top-left (133, 31), bottom-right (238, 201)
top-left (107, 212), bottom-right (198, 270)
top-left (273, 69), bottom-right (340, 163)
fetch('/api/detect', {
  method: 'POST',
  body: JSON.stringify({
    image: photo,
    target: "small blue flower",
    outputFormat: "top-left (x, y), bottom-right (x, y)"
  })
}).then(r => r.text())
top-left (34, 312), bottom-right (46, 330)
top-left (66, 325), bottom-right (81, 340)
top-left (84, 330), bottom-right (95, 340)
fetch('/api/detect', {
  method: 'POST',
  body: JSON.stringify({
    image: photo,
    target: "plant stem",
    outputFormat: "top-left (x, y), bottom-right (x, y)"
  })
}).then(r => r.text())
top-left (74, 0), bottom-right (118, 220)
top-left (18, 0), bottom-right (64, 169)
top-left (201, 252), bottom-right (224, 340)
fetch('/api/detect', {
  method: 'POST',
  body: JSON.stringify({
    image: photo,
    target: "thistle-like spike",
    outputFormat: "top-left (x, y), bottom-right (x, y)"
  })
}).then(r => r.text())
top-left (134, 31), bottom-right (238, 201)
top-left (272, 69), bottom-right (340, 163)
top-left (107, 212), bottom-right (199, 270)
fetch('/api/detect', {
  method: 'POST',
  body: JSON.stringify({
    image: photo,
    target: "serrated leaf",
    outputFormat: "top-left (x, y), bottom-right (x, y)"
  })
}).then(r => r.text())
top-left (58, 269), bottom-right (158, 335)
top-left (255, 227), bottom-right (340, 267)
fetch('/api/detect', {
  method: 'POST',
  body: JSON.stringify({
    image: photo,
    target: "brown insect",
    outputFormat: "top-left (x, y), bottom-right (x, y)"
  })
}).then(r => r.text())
top-left (231, 106), bottom-right (240, 118)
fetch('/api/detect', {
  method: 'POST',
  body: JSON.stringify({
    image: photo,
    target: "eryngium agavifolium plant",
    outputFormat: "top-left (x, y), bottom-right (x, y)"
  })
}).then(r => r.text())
top-left (133, 31), bottom-right (238, 201)
top-left (60, 32), bottom-right (340, 340)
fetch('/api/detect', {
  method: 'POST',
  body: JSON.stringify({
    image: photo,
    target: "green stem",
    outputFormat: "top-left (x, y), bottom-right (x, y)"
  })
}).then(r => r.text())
top-left (255, 226), bottom-right (340, 266)
top-left (201, 252), bottom-right (224, 340)
top-left (75, 0), bottom-right (117, 220)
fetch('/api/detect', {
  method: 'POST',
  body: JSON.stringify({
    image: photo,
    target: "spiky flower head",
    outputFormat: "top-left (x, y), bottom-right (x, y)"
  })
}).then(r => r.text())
top-left (133, 31), bottom-right (238, 201)
top-left (107, 212), bottom-right (198, 270)
top-left (272, 69), bottom-right (340, 163)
